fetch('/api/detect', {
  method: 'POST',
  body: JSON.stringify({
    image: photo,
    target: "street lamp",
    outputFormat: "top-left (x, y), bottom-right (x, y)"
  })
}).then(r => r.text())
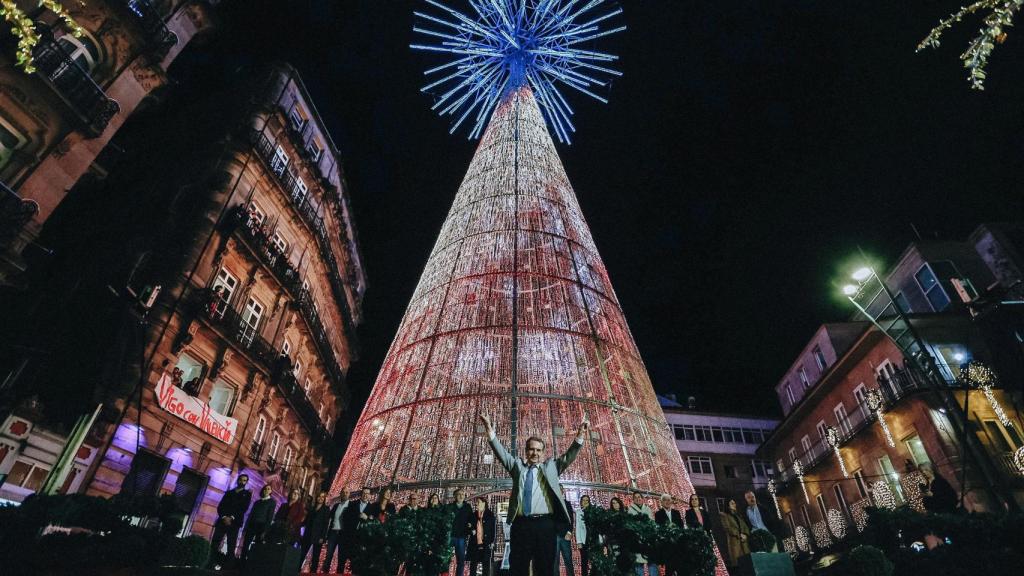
top-left (837, 263), bottom-right (1015, 511)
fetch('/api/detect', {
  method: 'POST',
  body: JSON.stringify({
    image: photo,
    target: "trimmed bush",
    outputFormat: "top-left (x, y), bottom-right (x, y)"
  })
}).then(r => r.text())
top-left (846, 545), bottom-right (893, 576)
top-left (749, 529), bottom-right (776, 553)
top-left (159, 535), bottom-right (211, 568)
top-left (582, 506), bottom-right (716, 576)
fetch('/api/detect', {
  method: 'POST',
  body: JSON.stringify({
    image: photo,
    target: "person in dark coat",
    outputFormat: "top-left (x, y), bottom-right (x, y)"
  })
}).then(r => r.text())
top-left (337, 487), bottom-right (374, 572)
top-left (920, 464), bottom-right (959, 513)
top-left (241, 484), bottom-right (277, 561)
top-left (449, 488), bottom-right (475, 576)
top-left (368, 486), bottom-right (398, 522)
top-left (683, 494), bottom-right (712, 534)
top-left (301, 492), bottom-right (332, 568)
top-left (274, 488), bottom-right (307, 546)
top-left (654, 494), bottom-right (684, 576)
top-left (211, 474), bottom-right (253, 562)
top-left (555, 489), bottom-right (575, 576)
top-left (321, 496), bottom-right (349, 573)
top-left (467, 497), bottom-right (497, 576)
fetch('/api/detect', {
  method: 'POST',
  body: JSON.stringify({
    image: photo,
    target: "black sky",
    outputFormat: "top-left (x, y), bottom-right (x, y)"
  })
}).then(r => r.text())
top-left (187, 0), bottom-right (1024, 427)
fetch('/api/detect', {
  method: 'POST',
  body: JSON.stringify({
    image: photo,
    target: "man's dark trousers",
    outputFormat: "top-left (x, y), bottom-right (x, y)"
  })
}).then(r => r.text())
top-left (322, 529), bottom-right (342, 572)
top-left (510, 515), bottom-right (557, 576)
top-left (556, 536), bottom-right (574, 576)
top-left (211, 519), bottom-right (241, 560)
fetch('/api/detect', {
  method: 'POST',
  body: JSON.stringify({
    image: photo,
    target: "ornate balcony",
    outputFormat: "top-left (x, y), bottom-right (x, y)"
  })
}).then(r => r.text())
top-left (32, 27), bottom-right (120, 137)
top-left (1, 182), bottom-right (38, 249)
top-left (249, 440), bottom-right (265, 463)
top-left (271, 364), bottom-right (330, 447)
top-left (123, 0), bottom-right (178, 58)
top-left (189, 288), bottom-right (277, 367)
top-left (225, 206), bottom-right (346, 387)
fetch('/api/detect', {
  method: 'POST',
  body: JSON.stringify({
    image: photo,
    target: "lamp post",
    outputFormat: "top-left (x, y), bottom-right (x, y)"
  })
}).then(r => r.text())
top-left (840, 265), bottom-right (1015, 511)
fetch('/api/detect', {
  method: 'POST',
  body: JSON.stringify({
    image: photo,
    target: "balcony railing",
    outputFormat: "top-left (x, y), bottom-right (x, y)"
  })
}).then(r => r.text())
top-left (123, 0), bottom-right (178, 58)
top-left (272, 365), bottom-right (329, 446)
top-left (226, 207), bottom-right (346, 387)
top-left (32, 27), bottom-right (120, 137)
top-left (1, 182), bottom-right (38, 248)
top-left (249, 440), bottom-right (265, 463)
top-left (190, 289), bottom-right (277, 367)
top-left (248, 128), bottom-right (360, 349)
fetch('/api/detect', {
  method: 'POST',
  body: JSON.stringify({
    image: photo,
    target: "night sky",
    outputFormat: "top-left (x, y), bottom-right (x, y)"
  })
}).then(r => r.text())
top-left (186, 1), bottom-right (1024, 431)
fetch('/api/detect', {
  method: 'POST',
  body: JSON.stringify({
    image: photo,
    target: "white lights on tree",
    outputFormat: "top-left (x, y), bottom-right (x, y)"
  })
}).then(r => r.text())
top-left (793, 460), bottom-right (810, 503)
top-left (812, 520), bottom-right (833, 549)
top-left (901, 470), bottom-right (925, 512)
top-left (1014, 446), bottom-right (1024, 476)
top-left (824, 425), bottom-right (849, 477)
top-left (866, 388), bottom-right (895, 448)
top-left (964, 362), bottom-right (1012, 428)
top-left (850, 499), bottom-right (870, 533)
top-left (871, 480), bottom-right (897, 510)
top-left (767, 478), bottom-right (783, 519)
top-left (827, 508), bottom-right (847, 540)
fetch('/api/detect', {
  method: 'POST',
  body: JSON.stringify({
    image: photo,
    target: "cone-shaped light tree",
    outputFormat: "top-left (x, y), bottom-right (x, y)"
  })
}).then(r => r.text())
top-left (327, 3), bottom-right (726, 573)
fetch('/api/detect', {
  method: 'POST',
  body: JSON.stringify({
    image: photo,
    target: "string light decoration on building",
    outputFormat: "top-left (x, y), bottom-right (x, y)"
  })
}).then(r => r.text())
top-left (824, 425), bottom-right (849, 478)
top-left (827, 508), bottom-right (847, 540)
top-left (329, 3), bottom-right (728, 575)
top-left (917, 0), bottom-right (1022, 90)
top-left (812, 520), bottom-right (832, 549)
top-left (850, 499), bottom-right (870, 533)
top-left (795, 526), bottom-right (812, 553)
top-left (901, 470), bottom-right (925, 512)
top-left (962, 361), bottom-right (1012, 428)
top-left (767, 478), bottom-right (782, 519)
top-left (1, 0), bottom-right (84, 73)
top-left (871, 480), bottom-right (897, 510)
top-left (1014, 446), bottom-right (1024, 475)
top-left (793, 460), bottom-right (809, 503)
top-left (782, 537), bottom-right (796, 555)
top-left (411, 0), bottom-right (626, 143)
top-left (866, 388), bottom-right (895, 448)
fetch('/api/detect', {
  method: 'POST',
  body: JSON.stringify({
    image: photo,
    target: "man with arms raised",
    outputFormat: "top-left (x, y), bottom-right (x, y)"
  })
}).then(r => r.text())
top-left (479, 414), bottom-right (588, 576)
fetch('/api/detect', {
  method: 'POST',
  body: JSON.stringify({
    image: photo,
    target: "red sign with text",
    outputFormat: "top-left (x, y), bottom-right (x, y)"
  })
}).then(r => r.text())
top-left (156, 374), bottom-right (238, 444)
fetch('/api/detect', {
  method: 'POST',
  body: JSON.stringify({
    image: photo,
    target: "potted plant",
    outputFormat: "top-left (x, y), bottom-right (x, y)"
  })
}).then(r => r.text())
top-left (740, 529), bottom-right (796, 576)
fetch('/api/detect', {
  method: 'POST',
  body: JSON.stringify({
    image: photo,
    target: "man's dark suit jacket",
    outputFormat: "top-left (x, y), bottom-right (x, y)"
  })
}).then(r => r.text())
top-left (654, 508), bottom-right (683, 528)
top-left (217, 486), bottom-right (253, 520)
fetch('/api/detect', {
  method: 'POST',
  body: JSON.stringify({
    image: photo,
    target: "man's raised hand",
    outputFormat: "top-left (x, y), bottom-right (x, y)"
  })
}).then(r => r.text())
top-left (479, 413), bottom-right (494, 436)
top-left (575, 417), bottom-right (589, 441)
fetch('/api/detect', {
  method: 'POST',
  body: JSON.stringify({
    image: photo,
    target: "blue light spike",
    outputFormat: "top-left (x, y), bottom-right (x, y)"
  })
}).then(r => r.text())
top-left (412, 0), bottom-right (625, 143)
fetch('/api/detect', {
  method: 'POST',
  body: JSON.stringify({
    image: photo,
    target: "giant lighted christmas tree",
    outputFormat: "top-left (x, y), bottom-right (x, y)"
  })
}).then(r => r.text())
top-left (328, 3), bottom-right (725, 573)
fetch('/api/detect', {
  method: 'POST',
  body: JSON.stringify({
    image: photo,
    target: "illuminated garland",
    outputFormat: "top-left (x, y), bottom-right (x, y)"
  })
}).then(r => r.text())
top-left (795, 526), bottom-right (811, 552)
top-left (901, 470), bottom-right (925, 512)
top-left (871, 480), bottom-right (897, 510)
top-left (850, 499), bottom-right (870, 533)
top-left (767, 478), bottom-right (782, 519)
top-left (812, 520), bottom-right (832, 549)
top-left (964, 362), bottom-right (1013, 428)
top-left (824, 426), bottom-right (849, 477)
top-left (1014, 446), bottom-right (1024, 475)
top-left (782, 536), bottom-right (796, 555)
top-left (866, 388), bottom-right (895, 448)
top-left (793, 460), bottom-right (810, 503)
top-left (827, 509), bottom-right (847, 540)
top-left (1, 1), bottom-right (85, 73)
top-left (917, 0), bottom-right (1023, 90)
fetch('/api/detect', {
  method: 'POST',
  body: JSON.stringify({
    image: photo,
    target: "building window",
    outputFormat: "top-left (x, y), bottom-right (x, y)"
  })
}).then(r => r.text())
top-left (303, 378), bottom-right (312, 393)
top-left (816, 493), bottom-right (828, 520)
top-left (307, 138), bottom-right (323, 162)
top-left (293, 358), bottom-right (303, 379)
top-left (832, 484), bottom-right (849, 517)
top-left (292, 177), bottom-right (308, 205)
top-left (982, 419), bottom-right (1022, 452)
top-left (282, 339), bottom-right (292, 357)
top-left (0, 117), bottom-right (28, 169)
top-left (723, 465), bottom-right (739, 479)
top-left (239, 298), bottom-right (265, 346)
top-left (4, 460), bottom-right (50, 492)
top-left (894, 291), bottom-right (910, 313)
top-left (816, 421), bottom-right (828, 441)
top-left (878, 454), bottom-right (905, 504)
top-left (687, 456), bottom-right (714, 475)
top-left (56, 32), bottom-right (101, 73)
top-left (801, 435), bottom-right (813, 460)
top-left (290, 104), bottom-right (308, 130)
top-left (853, 384), bottom-right (869, 418)
top-left (283, 445), bottom-right (295, 471)
top-left (269, 432), bottom-right (281, 461)
top-left (171, 468), bottom-right (208, 535)
top-left (208, 380), bottom-right (236, 417)
top-left (853, 469), bottom-right (869, 499)
top-left (785, 384), bottom-right (795, 409)
top-left (119, 450), bottom-right (170, 500)
top-left (212, 268), bottom-right (238, 313)
top-left (270, 231), bottom-right (288, 255)
top-left (271, 145), bottom-right (289, 176)
top-left (788, 447), bottom-right (797, 465)
top-left (914, 263), bottom-right (952, 312)
top-left (674, 426), bottom-right (686, 440)
top-left (173, 353), bottom-right (205, 397)
top-left (904, 434), bottom-right (932, 467)
top-left (246, 202), bottom-right (266, 228)
top-left (253, 415), bottom-right (267, 445)
top-left (751, 460), bottom-right (774, 479)
top-left (812, 346), bottom-right (827, 371)
top-left (697, 496), bottom-right (710, 511)
top-left (776, 458), bottom-right (785, 473)
top-left (798, 366), bottom-right (811, 389)
top-left (834, 403), bottom-right (852, 436)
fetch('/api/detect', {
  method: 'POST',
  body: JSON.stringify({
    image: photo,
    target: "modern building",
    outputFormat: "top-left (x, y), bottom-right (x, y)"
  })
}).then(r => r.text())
top-left (0, 62), bottom-right (365, 541)
top-left (661, 395), bottom-right (779, 552)
top-left (1, 0), bottom-right (219, 287)
top-left (758, 227), bottom-right (1024, 555)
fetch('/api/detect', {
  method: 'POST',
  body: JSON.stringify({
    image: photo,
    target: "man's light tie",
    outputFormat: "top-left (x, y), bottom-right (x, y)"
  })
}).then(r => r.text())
top-left (523, 466), bottom-right (534, 516)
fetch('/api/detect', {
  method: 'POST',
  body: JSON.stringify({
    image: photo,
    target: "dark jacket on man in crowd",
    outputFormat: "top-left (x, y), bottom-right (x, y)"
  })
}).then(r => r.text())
top-left (654, 508), bottom-right (684, 529)
top-left (341, 498), bottom-right (370, 538)
top-left (450, 501), bottom-right (474, 538)
top-left (218, 486), bottom-right (253, 521)
top-left (555, 501), bottom-right (575, 537)
top-left (246, 497), bottom-right (277, 531)
top-left (367, 501), bottom-right (398, 523)
top-left (304, 502), bottom-right (333, 542)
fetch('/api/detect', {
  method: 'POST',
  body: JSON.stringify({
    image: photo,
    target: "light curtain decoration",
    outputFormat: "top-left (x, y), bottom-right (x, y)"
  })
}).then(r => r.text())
top-left (866, 388), bottom-right (895, 448)
top-left (793, 460), bottom-right (809, 503)
top-left (767, 478), bottom-right (782, 519)
top-left (824, 425), bottom-right (849, 477)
